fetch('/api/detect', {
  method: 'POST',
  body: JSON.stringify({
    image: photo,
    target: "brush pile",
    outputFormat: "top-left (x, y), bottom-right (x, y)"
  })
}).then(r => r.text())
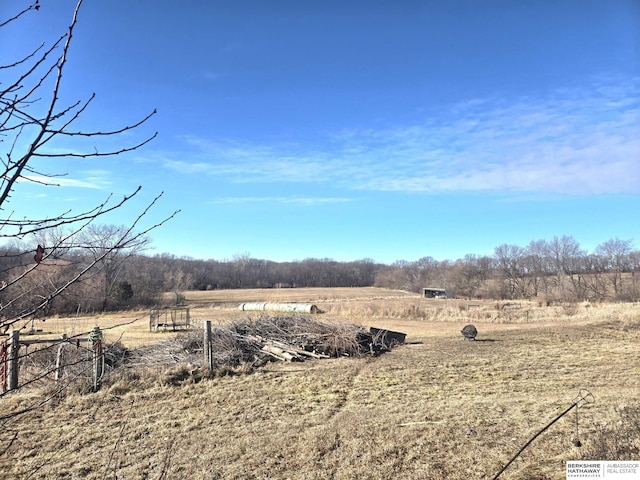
top-left (127, 315), bottom-right (402, 373)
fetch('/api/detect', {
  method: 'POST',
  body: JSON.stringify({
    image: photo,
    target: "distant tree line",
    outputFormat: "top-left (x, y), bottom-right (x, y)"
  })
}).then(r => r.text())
top-left (1, 233), bottom-right (637, 317)
top-left (375, 236), bottom-right (640, 303)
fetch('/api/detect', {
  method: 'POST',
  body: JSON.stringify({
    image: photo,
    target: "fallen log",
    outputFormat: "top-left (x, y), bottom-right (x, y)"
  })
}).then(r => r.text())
top-left (261, 344), bottom-right (302, 362)
top-left (295, 348), bottom-right (330, 360)
top-left (248, 335), bottom-right (331, 360)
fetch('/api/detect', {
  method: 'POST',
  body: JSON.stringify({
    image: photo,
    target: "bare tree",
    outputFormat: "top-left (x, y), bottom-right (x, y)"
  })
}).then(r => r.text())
top-left (0, 1), bottom-right (178, 331)
top-left (164, 267), bottom-right (193, 305)
top-left (546, 236), bottom-right (586, 301)
top-left (493, 244), bottom-right (527, 299)
top-left (525, 239), bottom-right (552, 298)
top-left (76, 224), bottom-right (151, 311)
top-left (453, 254), bottom-right (491, 298)
top-left (583, 252), bottom-right (608, 301)
top-left (595, 237), bottom-right (633, 300)
top-left (629, 250), bottom-right (640, 302)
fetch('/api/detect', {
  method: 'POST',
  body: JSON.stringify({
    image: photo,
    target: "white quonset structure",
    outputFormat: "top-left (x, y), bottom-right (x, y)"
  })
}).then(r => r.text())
top-left (238, 303), bottom-right (319, 314)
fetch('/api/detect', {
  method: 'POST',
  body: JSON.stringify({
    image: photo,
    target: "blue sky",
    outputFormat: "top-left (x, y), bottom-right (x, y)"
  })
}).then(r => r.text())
top-left (3, 0), bottom-right (639, 263)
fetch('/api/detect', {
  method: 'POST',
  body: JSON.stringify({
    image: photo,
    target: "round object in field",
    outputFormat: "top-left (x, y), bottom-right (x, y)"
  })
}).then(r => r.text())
top-left (461, 324), bottom-right (478, 340)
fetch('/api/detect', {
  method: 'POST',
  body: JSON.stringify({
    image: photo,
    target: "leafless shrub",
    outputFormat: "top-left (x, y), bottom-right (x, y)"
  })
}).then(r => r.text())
top-left (561, 302), bottom-right (580, 316)
top-left (402, 305), bottom-right (428, 319)
top-left (581, 404), bottom-right (640, 460)
top-left (18, 343), bottom-right (85, 393)
top-left (126, 334), bottom-right (202, 369)
top-left (16, 339), bottom-right (131, 397)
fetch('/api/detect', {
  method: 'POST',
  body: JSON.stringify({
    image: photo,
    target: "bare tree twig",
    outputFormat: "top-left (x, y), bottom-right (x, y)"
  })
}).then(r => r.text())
top-left (104, 398), bottom-right (135, 480)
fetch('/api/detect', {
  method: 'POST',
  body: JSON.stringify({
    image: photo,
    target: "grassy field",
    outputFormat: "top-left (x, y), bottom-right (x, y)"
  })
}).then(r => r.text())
top-left (1, 287), bottom-right (638, 479)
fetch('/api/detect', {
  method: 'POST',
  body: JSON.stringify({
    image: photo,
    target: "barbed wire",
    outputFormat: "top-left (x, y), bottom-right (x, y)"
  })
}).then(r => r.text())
top-left (0, 311), bottom-right (150, 415)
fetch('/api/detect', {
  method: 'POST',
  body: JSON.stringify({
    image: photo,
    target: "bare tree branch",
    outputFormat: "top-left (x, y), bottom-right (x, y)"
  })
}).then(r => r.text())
top-left (0, 0), bottom-right (177, 333)
top-left (0, 1), bottom-right (40, 30)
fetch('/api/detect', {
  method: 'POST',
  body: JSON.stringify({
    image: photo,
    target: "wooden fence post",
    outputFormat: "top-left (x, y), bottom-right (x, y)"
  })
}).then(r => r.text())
top-left (55, 343), bottom-right (65, 383)
top-left (204, 320), bottom-right (213, 371)
top-left (7, 330), bottom-right (19, 392)
top-left (89, 326), bottom-right (103, 392)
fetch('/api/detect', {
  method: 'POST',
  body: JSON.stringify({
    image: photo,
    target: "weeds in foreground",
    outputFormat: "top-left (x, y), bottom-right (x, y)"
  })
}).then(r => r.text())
top-left (580, 404), bottom-right (640, 460)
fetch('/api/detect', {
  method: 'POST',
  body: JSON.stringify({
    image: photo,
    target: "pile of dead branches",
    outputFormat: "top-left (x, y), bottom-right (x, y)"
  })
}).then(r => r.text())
top-left (127, 315), bottom-right (396, 373)
top-left (232, 315), bottom-right (373, 358)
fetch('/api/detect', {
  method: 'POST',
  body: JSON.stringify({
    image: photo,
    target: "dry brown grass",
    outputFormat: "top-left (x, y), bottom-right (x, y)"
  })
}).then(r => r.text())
top-left (1, 288), bottom-right (639, 479)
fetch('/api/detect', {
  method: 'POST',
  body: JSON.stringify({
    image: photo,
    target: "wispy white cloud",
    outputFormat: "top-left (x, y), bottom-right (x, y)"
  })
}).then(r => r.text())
top-left (22, 170), bottom-right (112, 190)
top-left (209, 196), bottom-right (352, 206)
top-left (157, 76), bottom-right (640, 196)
